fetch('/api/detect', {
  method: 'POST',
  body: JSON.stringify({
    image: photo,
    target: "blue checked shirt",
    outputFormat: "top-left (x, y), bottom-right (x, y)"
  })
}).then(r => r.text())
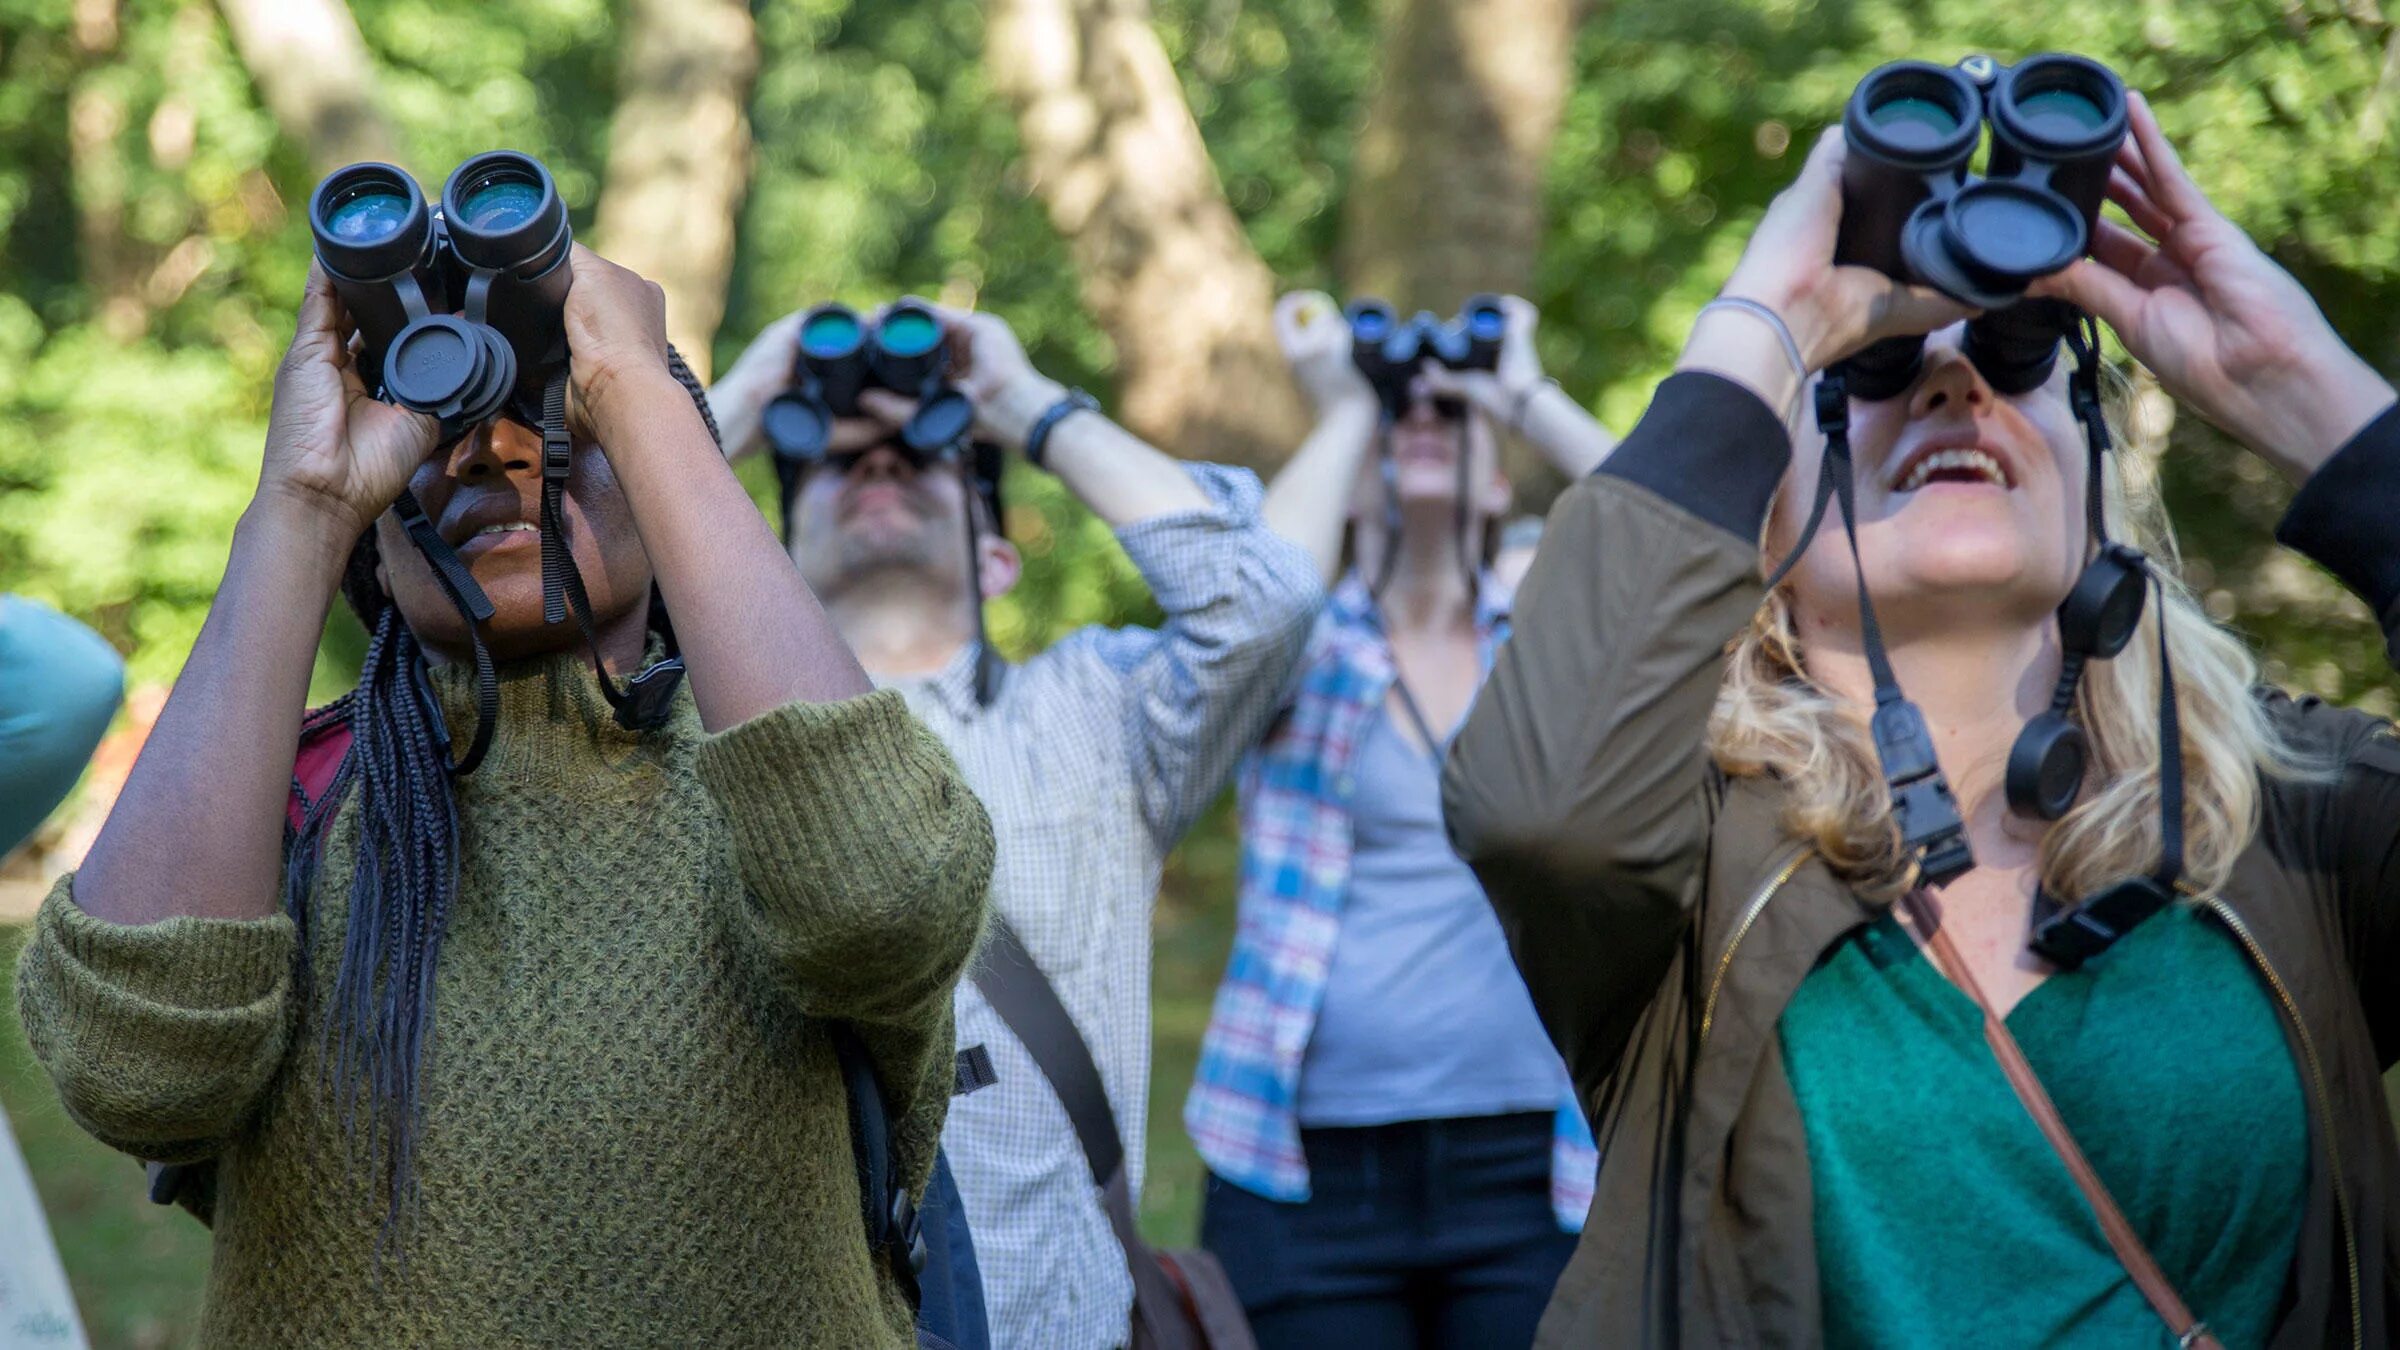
top-left (1185, 574), bottom-right (1598, 1229)
top-left (888, 465), bottom-right (1320, 1350)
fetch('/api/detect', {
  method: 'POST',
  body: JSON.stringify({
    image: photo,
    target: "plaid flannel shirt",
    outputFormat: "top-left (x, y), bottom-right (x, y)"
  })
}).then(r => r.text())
top-left (892, 464), bottom-right (1321, 1350)
top-left (1185, 573), bottom-right (1598, 1230)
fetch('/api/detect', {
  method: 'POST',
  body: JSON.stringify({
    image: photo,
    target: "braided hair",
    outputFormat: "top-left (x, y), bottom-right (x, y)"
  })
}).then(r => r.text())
top-left (281, 353), bottom-right (714, 1236)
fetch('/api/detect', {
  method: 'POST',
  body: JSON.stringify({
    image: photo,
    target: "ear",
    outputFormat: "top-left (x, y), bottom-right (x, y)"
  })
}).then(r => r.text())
top-left (976, 534), bottom-right (1022, 601)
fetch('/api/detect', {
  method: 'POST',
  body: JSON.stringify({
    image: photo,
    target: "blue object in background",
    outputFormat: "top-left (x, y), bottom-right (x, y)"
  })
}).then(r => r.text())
top-left (0, 595), bottom-right (125, 854)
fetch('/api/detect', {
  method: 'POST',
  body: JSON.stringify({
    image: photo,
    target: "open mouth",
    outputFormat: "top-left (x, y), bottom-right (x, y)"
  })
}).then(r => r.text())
top-left (455, 520), bottom-right (540, 556)
top-left (1893, 446), bottom-right (2013, 493)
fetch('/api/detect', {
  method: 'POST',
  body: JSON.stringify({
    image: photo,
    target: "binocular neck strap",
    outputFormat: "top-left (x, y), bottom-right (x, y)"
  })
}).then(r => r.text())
top-left (2149, 572), bottom-right (2185, 889)
top-left (2065, 312), bottom-right (2112, 548)
top-left (536, 367), bottom-right (686, 733)
top-left (1454, 420), bottom-right (1481, 603)
top-left (1767, 373), bottom-right (1975, 886)
top-left (393, 491), bottom-right (499, 776)
top-left (959, 457), bottom-right (1000, 707)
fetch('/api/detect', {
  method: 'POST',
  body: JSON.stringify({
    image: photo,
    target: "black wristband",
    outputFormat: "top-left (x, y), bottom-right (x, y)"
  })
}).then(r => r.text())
top-left (1024, 388), bottom-right (1102, 470)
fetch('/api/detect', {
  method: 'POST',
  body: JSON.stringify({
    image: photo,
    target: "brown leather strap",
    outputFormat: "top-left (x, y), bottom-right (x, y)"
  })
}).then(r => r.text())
top-left (1899, 890), bottom-right (2223, 1350)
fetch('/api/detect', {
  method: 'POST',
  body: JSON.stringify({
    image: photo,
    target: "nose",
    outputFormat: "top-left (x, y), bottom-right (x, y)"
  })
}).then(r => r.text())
top-left (1907, 344), bottom-right (1996, 420)
top-left (444, 420), bottom-right (539, 482)
top-left (846, 444), bottom-right (918, 484)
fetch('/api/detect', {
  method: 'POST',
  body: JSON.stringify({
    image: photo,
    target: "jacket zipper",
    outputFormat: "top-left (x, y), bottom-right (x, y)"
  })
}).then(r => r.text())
top-left (1700, 846), bottom-right (1810, 1045)
top-left (2204, 896), bottom-right (2360, 1350)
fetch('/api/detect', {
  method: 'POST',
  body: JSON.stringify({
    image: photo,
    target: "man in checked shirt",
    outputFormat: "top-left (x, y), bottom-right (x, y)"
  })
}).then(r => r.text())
top-left (712, 304), bottom-right (1322, 1349)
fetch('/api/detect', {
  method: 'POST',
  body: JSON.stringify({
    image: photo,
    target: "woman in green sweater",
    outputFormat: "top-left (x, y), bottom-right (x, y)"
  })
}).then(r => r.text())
top-left (15, 243), bottom-right (994, 1346)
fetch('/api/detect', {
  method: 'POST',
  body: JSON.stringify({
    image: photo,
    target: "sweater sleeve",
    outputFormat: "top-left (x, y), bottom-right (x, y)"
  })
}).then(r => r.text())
top-left (1443, 371), bottom-right (1789, 1089)
top-left (695, 689), bottom-right (994, 1029)
top-left (14, 874), bottom-right (295, 1162)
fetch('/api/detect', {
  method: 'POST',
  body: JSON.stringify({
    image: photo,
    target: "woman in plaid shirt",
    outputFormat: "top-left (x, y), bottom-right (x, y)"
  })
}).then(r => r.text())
top-left (1186, 291), bottom-right (1615, 1348)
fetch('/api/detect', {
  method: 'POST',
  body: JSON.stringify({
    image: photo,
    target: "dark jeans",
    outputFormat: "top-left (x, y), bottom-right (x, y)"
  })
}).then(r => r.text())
top-left (1199, 1112), bottom-right (1575, 1350)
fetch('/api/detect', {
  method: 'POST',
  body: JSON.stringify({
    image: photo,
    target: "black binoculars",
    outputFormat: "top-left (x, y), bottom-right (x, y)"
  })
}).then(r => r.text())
top-left (1835, 54), bottom-right (2128, 399)
top-left (1345, 296), bottom-right (1507, 415)
top-left (761, 300), bottom-right (976, 468)
top-left (310, 151), bottom-right (571, 435)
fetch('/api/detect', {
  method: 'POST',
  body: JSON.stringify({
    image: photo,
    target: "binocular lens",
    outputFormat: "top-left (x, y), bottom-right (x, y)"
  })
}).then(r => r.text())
top-left (1347, 302), bottom-right (1394, 344)
top-left (1865, 95), bottom-right (1963, 148)
top-left (2015, 88), bottom-right (2108, 137)
top-left (801, 308), bottom-right (864, 359)
top-left (439, 152), bottom-right (568, 276)
top-left (878, 308), bottom-right (942, 359)
top-left (456, 173), bottom-right (545, 233)
top-left (1464, 304), bottom-right (1505, 342)
top-left (324, 185), bottom-right (415, 244)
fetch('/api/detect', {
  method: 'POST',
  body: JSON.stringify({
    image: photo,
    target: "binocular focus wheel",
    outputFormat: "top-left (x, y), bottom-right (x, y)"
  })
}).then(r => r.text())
top-left (2006, 711), bottom-right (2088, 820)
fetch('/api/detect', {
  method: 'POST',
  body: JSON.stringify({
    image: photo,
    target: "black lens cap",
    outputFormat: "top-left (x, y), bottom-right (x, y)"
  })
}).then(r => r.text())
top-left (2006, 712), bottom-right (2088, 820)
top-left (385, 316), bottom-right (513, 425)
top-left (1918, 180), bottom-right (2086, 308)
top-left (2060, 545), bottom-right (2149, 658)
top-left (902, 390), bottom-right (976, 454)
top-left (761, 391), bottom-right (834, 460)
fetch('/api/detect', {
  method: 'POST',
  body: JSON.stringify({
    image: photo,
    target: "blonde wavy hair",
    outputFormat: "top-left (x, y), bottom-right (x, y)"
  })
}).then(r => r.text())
top-left (1706, 373), bottom-right (2306, 903)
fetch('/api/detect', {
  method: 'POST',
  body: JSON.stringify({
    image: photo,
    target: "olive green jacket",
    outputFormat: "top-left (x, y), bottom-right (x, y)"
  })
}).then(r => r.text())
top-left (1444, 373), bottom-right (2400, 1348)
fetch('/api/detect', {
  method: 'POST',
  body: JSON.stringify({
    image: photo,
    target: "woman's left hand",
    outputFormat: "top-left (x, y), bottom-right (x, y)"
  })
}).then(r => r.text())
top-left (2036, 91), bottom-right (2395, 479)
top-left (1423, 294), bottom-right (1543, 427)
top-left (561, 243), bottom-right (679, 445)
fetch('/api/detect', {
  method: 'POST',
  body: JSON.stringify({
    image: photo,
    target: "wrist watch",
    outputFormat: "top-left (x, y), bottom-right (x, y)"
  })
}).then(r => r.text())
top-left (1024, 388), bottom-right (1103, 470)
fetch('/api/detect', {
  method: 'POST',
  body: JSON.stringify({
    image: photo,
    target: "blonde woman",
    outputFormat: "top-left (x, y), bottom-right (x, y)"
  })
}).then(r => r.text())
top-left (1444, 92), bottom-right (2400, 1346)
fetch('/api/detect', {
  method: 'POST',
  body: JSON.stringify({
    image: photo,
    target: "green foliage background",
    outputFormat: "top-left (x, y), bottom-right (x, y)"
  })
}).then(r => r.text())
top-left (3, 0), bottom-right (2397, 1343)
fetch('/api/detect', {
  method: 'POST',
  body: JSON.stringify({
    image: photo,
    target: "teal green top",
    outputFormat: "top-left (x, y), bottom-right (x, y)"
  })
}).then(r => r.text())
top-left (1779, 903), bottom-right (2307, 1348)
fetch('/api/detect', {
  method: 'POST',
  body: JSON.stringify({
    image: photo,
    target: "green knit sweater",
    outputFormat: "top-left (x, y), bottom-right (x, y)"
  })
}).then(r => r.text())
top-left (15, 651), bottom-right (994, 1347)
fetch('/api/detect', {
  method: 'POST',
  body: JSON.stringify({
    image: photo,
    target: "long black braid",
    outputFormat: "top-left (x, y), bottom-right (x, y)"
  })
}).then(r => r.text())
top-left (280, 351), bottom-right (716, 1238)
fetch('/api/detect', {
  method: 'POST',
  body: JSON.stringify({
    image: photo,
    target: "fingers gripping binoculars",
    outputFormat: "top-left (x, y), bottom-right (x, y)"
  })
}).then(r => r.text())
top-left (1345, 296), bottom-right (1507, 415)
top-left (760, 301), bottom-right (976, 470)
top-left (1835, 54), bottom-right (2129, 399)
top-left (310, 152), bottom-right (572, 437)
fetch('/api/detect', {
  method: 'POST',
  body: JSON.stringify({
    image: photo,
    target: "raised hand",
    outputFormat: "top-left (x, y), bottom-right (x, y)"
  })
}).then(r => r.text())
top-left (2035, 91), bottom-right (2395, 479)
top-left (261, 263), bottom-right (441, 538)
top-left (561, 243), bottom-right (679, 447)
top-left (930, 304), bottom-right (1064, 452)
top-left (1274, 289), bottom-right (1374, 418)
top-left (1423, 294), bottom-right (1542, 424)
top-left (706, 308), bottom-right (806, 462)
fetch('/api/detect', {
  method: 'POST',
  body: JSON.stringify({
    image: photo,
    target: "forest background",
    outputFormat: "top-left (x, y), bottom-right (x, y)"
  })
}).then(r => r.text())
top-left (4, 0), bottom-right (2398, 1342)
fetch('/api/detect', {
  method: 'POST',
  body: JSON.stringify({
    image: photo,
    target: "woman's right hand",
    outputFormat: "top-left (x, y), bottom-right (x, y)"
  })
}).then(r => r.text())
top-left (1690, 128), bottom-right (1976, 409)
top-left (1275, 290), bottom-right (1376, 419)
top-left (259, 264), bottom-right (439, 539)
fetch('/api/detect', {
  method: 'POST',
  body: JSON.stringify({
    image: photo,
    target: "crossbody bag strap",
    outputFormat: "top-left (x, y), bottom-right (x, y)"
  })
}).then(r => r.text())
top-left (1899, 889), bottom-right (2223, 1350)
top-left (971, 919), bottom-right (1202, 1350)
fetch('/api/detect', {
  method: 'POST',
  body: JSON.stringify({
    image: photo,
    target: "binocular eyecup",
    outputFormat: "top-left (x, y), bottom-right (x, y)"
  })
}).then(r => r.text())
top-left (1346, 295), bottom-right (1506, 415)
top-left (309, 151), bottom-right (574, 435)
top-left (1835, 54), bottom-right (2127, 400)
top-left (764, 299), bottom-right (977, 469)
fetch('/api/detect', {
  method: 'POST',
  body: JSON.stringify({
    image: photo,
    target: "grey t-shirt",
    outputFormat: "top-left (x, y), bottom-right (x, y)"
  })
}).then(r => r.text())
top-left (1294, 704), bottom-right (1571, 1127)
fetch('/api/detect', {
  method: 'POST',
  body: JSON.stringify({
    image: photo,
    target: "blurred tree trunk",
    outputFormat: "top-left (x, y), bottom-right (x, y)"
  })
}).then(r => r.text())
top-left (986, 0), bottom-right (1307, 471)
top-left (1340, 0), bottom-right (1574, 310)
top-left (213, 0), bottom-right (398, 171)
top-left (1343, 0), bottom-right (1576, 494)
top-left (593, 0), bottom-right (759, 380)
